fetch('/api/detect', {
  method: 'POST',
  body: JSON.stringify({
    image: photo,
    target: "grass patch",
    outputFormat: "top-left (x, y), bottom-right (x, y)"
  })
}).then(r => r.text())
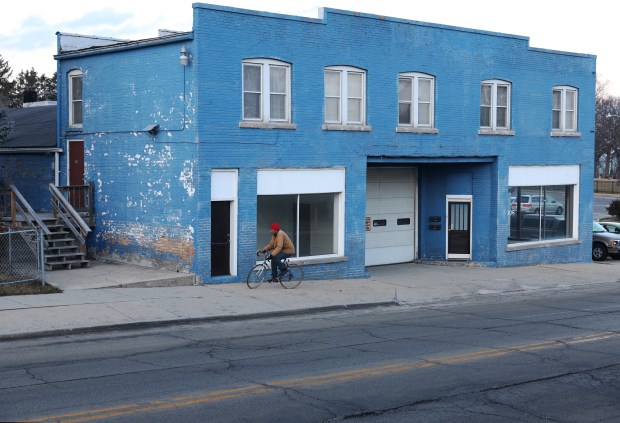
top-left (0, 281), bottom-right (63, 296)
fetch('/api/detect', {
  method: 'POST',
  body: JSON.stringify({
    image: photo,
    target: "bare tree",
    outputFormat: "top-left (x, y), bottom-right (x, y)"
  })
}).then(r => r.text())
top-left (595, 77), bottom-right (620, 178)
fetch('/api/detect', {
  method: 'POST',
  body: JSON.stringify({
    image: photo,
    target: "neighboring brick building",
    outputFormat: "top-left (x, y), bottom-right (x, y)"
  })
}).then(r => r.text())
top-left (54, 4), bottom-right (596, 283)
top-left (0, 104), bottom-right (59, 212)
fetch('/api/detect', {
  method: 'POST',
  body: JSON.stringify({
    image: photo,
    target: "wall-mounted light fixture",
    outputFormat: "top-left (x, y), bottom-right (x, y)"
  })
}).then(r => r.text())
top-left (144, 123), bottom-right (160, 135)
top-left (180, 45), bottom-right (192, 66)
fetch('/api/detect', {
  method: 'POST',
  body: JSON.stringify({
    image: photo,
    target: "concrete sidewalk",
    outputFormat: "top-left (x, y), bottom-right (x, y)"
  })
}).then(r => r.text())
top-left (1, 260), bottom-right (619, 340)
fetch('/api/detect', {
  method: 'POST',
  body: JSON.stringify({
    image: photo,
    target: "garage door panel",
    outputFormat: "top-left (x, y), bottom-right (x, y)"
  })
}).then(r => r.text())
top-left (365, 246), bottom-right (414, 266)
top-left (366, 230), bottom-right (413, 248)
top-left (366, 168), bottom-right (416, 266)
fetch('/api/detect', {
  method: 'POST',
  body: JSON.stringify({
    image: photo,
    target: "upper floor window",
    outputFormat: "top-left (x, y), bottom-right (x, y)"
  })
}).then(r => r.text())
top-left (552, 86), bottom-right (578, 134)
top-left (324, 66), bottom-right (368, 130)
top-left (398, 72), bottom-right (435, 129)
top-left (68, 69), bottom-right (83, 128)
top-left (242, 59), bottom-right (291, 125)
top-left (480, 80), bottom-right (511, 132)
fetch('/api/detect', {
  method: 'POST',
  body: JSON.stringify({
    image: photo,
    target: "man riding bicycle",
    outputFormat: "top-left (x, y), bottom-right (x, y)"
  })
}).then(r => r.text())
top-left (258, 223), bottom-right (295, 282)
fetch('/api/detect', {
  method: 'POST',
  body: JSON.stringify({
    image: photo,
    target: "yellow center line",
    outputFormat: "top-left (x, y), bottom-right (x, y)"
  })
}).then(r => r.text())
top-left (28, 330), bottom-right (620, 423)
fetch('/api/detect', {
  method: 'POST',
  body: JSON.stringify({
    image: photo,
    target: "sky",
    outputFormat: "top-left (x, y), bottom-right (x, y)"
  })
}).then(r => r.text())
top-left (1, 1), bottom-right (618, 96)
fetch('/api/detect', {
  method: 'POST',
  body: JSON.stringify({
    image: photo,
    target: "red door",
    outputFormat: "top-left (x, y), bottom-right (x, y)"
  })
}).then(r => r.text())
top-left (68, 141), bottom-right (85, 209)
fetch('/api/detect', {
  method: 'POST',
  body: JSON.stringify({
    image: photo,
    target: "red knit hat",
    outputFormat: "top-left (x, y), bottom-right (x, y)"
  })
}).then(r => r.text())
top-left (270, 223), bottom-right (280, 231)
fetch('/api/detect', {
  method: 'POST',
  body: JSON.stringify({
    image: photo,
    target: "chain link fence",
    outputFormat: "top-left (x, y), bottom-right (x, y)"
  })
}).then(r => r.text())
top-left (0, 229), bottom-right (45, 286)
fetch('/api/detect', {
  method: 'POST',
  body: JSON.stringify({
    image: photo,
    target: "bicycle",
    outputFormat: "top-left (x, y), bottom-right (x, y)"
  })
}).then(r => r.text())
top-left (247, 252), bottom-right (304, 289)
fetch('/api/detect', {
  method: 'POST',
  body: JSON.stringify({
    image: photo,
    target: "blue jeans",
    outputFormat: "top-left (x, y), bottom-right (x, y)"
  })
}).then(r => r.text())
top-left (271, 252), bottom-right (292, 278)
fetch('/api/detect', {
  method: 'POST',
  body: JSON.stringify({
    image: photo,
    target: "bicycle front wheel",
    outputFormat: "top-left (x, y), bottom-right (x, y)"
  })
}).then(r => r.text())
top-left (247, 264), bottom-right (268, 289)
top-left (280, 264), bottom-right (304, 289)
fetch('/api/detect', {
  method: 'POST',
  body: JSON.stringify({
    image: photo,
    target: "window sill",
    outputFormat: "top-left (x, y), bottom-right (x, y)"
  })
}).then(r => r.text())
top-left (290, 255), bottom-right (348, 266)
top-left (322, 124), bottom-right (372, 132)
top-left (239, 122), bottom-right (297, 130)
top-left (396, 127), bottom-right (439, 134)
top-left (550, 131), bottom-right (581, 137)
top-left (506, 238), bottom-right (580, 251)
top-left (478, 129), bottom-right (515, 136)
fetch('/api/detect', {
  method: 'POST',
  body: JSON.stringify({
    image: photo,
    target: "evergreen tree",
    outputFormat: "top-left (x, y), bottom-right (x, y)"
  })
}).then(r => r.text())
top-left (10, 68), bottom-right (57, 107)
top-left (0, 55), bottom-right (15, 108)
top-left (0, 108), bottom-right (13, 142)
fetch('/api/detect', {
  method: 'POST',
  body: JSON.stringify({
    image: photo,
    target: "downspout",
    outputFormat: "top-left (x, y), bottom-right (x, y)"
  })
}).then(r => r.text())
top-left (54, 152), bottom-right (60, 186)
top-left (55, 32), bottom-right (62, 186)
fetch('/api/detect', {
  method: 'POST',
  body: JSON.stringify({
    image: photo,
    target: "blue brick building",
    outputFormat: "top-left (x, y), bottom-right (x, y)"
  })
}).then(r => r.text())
top-left (0, 104), bottom-right (58, 212)
top-left (54, 4), bottom-right (596, 283)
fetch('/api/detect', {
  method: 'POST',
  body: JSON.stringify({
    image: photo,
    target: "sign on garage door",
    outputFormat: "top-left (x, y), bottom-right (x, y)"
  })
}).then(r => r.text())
top-left (365, 168), bottom-right (416, 266)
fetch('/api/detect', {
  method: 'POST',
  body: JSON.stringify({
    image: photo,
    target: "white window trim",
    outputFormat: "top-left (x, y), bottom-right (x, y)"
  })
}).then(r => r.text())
top-left (551, 86), bottom-right (580, 137)
top-left (323, 66), bottom-right (371, 131)
top-left (211, 169), bottom-right (238, 276)
top-left (507, 165), bottom-right (580, 250)
top-left (68, 69), bottom-right (82, 129)
top-left (398, 72), bottom-right (435, 130)
top-left (257, 168), bottom-right (345, 259)
top-left (445, 195), bottom-right (472, 260)
top-left (241, 59), bottom-right (293, 128)
top-left (479, 79), bottom-right (513, 135)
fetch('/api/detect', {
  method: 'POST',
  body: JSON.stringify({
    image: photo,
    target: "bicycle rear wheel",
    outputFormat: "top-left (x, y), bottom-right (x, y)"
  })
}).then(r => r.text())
top-left (280, 264), bottom-right (303, 289)
top-left (247, 264), bottom-right (267, 289)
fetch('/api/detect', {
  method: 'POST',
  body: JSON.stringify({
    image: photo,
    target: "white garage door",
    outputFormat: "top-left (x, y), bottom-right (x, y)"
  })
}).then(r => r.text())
top-left (365, 168), bottom-right (416, 266)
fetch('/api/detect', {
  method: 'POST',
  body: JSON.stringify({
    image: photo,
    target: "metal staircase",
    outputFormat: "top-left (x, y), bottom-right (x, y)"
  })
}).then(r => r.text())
top-left (0, 183), bottom-right (94, 271)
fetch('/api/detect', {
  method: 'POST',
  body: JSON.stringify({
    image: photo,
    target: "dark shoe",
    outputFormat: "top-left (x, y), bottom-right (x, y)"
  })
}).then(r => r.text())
top-left (267, 277), bottom-right (276, 283)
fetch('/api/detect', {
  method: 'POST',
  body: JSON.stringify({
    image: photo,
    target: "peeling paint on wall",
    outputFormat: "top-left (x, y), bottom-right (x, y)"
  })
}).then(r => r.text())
top-left (100, 220), bottom-right (195, 265)
top-left (179, 160), bottom-right (195, 197)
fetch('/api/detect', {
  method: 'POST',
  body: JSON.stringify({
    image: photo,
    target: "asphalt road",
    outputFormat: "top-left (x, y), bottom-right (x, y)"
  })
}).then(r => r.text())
top-left (2, 283), bottom-right (620, 422)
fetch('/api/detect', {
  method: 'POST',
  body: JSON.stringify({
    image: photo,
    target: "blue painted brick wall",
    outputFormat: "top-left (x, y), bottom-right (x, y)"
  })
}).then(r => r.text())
top-left (57, 40), bottom-right (198, 272)
top-left (56, 4), bottom-right (596, 283)
top-left (0, 154), bottom-right (54, 211)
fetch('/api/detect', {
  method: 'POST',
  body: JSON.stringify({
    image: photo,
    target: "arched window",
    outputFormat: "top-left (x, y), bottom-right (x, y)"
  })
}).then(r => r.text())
top-left (242, 59), bottom-right (291, 123)
top-left (552, 86), bottom-right (578, 133)
top-left (398, 72), bottom-right (435, 128)
top-left (324, 66), bottom-right (366, 127)
top-left (68, 69), bottom-right (83, 128)
top-left (480, 79), bottom-right (510, 130)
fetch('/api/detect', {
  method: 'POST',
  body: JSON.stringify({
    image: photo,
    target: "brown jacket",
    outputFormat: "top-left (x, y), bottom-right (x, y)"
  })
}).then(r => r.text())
top-left (262, 230), bottom-right (295, 256)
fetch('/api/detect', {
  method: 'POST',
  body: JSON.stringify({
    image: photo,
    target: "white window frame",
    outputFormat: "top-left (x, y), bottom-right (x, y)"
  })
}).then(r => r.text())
top-left (211, 169), bottom-right (239, 276)
top-left (257, 168), bottom-right (345, 261)
top-left (241, 59), bottom-right (293, 129)
top-left (479, 79), bottom-right (513, 135)
top-left (323, 66), bottom-right (370, 131)
top-left (507, 165), bottom-right (580, 251)
top-left (397, 72), bottom-right (437, 134)
top-left (552, 86), bottom-right (579, 136)
top-left (68, 69), bottom-right (83, 129)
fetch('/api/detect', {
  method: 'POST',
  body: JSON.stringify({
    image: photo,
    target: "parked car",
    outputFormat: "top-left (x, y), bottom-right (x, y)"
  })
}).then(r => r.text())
top-left (593, 221), bottom-right (620, 261)
top-left (511, 195), bottom-right (564, 215)
top-left (510, 214), bottom-right (566, 241)
top-left (598, 220), bottom-right (620, 235)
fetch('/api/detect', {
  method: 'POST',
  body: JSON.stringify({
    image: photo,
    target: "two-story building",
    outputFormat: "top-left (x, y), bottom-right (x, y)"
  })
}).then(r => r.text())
top-left (53, 4), bottom-right (596, 283)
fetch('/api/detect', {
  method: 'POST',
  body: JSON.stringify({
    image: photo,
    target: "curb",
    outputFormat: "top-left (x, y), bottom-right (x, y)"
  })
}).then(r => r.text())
top-left (0, 301), bottom-right (399, 342)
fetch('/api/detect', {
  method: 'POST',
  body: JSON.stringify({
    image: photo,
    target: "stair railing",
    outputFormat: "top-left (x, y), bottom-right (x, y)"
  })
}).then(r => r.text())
top-left (0, 187), bottom-right (11, 222)
top-left (8, 185), bottom-right (51, 236)
top-left (56, 182), bottom-right (95, 227)
top-left (49, 184), bottom-right (91, 244)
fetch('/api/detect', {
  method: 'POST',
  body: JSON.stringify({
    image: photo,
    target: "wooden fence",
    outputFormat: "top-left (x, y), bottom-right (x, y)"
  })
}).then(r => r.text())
top-left (595, 179), bottom-right (620, 195)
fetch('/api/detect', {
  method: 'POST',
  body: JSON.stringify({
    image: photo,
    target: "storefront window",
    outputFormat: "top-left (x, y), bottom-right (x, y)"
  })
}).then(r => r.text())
top-left (257, 193), bottom-right (337, 257)
top-left (509, 185), bottom-right (572, 243)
